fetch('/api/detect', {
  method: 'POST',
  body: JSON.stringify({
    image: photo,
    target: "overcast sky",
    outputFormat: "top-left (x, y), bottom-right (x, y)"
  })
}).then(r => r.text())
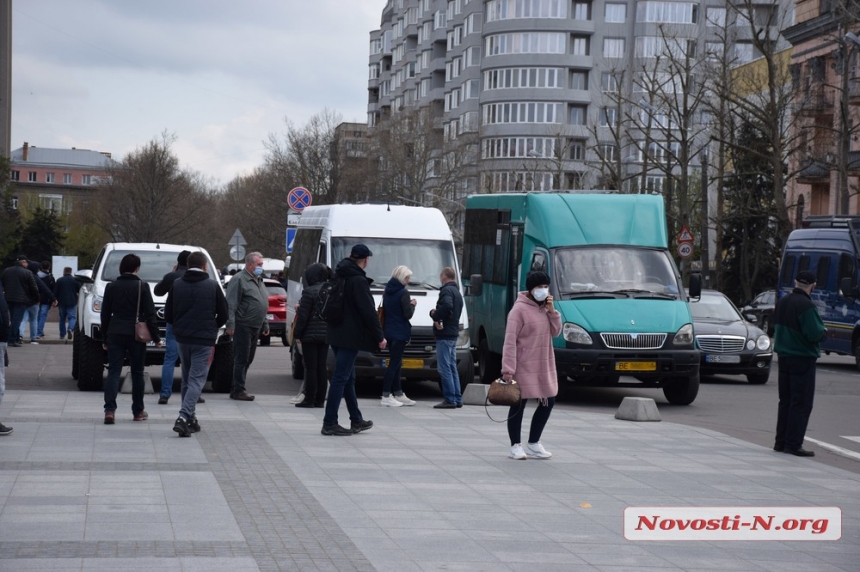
top-left (11, 0), bottom-right (382, 185)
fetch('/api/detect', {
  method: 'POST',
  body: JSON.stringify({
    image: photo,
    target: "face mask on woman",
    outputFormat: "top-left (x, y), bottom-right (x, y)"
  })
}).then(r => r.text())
top-left (532, 287), bottom-right (549, 302)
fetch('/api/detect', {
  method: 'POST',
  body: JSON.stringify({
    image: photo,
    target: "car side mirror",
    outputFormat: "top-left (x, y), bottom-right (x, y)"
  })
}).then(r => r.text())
top-left (744, 313), bottom-right (758, 323)
top-left (74, 269), bottom-right (93, 284)
top-left (466, 274), bottom-right (483, 297)
top-left (688, 272), bottom-right (702, 298)
top-left (840, 276), bottom-right (857, 299)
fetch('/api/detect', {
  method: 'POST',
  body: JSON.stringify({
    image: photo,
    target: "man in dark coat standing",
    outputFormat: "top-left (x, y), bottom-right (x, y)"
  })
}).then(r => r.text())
top-left (154, 250), bottom-right (191, 405)
top-left (1, 255), bottom-right (39, 347)
top-left (430, 266), bottom-right (464, 409)
top-left (54, 267), bottom-right (81, 340)
top-left (322, 244), bottom-right (386, 436)
top-left (165, 252), bottom-right (228, 437)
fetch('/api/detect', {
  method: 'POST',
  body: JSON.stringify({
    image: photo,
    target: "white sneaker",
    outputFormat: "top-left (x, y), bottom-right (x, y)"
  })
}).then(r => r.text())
top-left (380, 395), bottom-right (403, 407)
top-left (289, 393), bottom-right (305, 404)
top-left (393, 393), bottom-right (416, 406)
top-left (525, 442), bottom-right (552, 459)
top-left (509, 444), bottom-right (527, 460)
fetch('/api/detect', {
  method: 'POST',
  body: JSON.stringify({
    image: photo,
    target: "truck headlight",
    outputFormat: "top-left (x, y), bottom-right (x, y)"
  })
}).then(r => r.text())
top-left (563, 323), bottom-right (592, 345)
top-left (92, 295), bottom-right (103, 313)
top-left (756, 334), bottom-right (771, 351)
top-left (457, 329), bottom-right (470, 348)
top-left (673, 323), bottom-right (694, 346)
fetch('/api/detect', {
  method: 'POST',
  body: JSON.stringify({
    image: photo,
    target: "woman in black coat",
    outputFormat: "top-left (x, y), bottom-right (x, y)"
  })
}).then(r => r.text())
top-left (292, 263), bottom-right (332, 408)
top-left (101, 254), bottom-right (162, 424)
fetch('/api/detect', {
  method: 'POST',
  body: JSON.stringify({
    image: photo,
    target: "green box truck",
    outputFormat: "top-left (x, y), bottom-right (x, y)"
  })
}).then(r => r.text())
top-left (463, 192), bottom-right (702, 405)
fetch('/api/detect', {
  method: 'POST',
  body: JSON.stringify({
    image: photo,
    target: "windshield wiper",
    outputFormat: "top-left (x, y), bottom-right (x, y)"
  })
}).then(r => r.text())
top-left (408, 281), bottom-right (439, 290)
top-left (559, 291), bottom-right (624, 299)
top-left (614, 289), bottom-right (678, 300)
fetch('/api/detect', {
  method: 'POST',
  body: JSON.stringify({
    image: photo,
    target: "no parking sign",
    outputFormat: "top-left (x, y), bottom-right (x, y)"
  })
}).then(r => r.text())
top-left (287, 187), bottom-right (312, 212)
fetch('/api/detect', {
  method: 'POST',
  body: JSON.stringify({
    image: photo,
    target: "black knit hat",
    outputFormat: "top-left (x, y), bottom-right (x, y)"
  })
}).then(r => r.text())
top-left (526, 271), bottom-right (550, 292)
top-left (177, 250), bottom-right (191, 266)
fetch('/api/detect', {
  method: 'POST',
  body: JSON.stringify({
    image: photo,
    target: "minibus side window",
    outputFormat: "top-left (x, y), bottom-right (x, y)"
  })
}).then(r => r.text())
top-left (779, 255), bottom-right (796, 287)
top-left (816, 256), bottom-right (831, 289)
top-left (839, 253), bottom-right (856, 289)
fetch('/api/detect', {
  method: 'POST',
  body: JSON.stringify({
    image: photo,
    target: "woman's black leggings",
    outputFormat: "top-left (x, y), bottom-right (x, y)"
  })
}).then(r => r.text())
top-left (507, 397), bottom-right (555, 446)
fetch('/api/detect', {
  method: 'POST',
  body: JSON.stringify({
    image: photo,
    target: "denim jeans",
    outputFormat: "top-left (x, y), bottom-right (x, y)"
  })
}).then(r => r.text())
top-left (323, 346), bottom-right (363, 426)
top-left (104, 334), bottom-right (147, 416)
top-left (775, 355), bottom-right (817, 451)
top-left (37, 304), bottom-right (51, 337)
top-left (177, 342), bottom-right (212, 421)
top-left (19, 304), bottom-right (38, 341)
top-left (507, 397), bottom-right (555, 446)
top-left (58, 305), bottom-right (77, 338)
top-left (160, 324), bottom-right (179, 398)
top-left (8, 303), bottom-right (27, 344)
top-left (436, 338), bottom-right (461, 405)
top-left (231, 323), bottom-right (260, 395)
top-left (382, 339), bottom-right (406, 396)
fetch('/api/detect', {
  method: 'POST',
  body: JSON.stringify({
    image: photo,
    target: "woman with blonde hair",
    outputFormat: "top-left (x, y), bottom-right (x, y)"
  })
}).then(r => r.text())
top-left (380, 265), bottom-right (417, 406)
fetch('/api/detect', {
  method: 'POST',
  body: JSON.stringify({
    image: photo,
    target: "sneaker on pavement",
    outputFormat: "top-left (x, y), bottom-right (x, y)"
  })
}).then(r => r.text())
top-left (393, 393), bottom-right (416, 406)
top-left (525, 442), bottom-right (552, 459)
top-left (158, 396), bottom-right (169, 405)
top-left (197, 396), bottom-right (205, 404)
top-left (133, 411), bottom-right (149, 421)
top-left (0, 423), bottom-right (12, 436)
top-left (67, 331), bottom-right (73, 340)
top-left (380, 395), bottom-right (403, 407)
top-left (188, 418), bottom-right (201, 433)
top-left (289, 393), bottom-right (305, 404)
top-left (29, 340), bottom-right (38, 345)
top-left (509, 444), bottom-right (527, 460)
top-left (173, 416), bottom-right (191, 437)
top-left (351, 419), bottom-right (373, 433)
top-left (321, 424), bottom-right (352, 436)
top-left (230, 392), bottom-right (255, 401)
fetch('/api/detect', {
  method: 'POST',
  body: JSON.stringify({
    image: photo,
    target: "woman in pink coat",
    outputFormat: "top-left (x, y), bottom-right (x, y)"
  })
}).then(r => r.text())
top-left (501, 271), bottom-right (562, 460)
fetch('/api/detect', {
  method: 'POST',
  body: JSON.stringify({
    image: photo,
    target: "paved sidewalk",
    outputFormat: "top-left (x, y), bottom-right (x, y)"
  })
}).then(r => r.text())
top-left (0, 390), bottom-right (857, 571)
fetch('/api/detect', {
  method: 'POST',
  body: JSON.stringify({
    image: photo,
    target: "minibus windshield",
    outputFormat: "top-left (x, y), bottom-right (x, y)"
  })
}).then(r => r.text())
top-left (332, 238), bottom-right (457, 287)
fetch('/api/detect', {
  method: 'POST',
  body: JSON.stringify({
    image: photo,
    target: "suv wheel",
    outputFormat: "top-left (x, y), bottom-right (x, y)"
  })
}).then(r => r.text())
top-left (77, 335), bottom-right (105, 391)
top-left (71, 326), bottom-right (81, 380)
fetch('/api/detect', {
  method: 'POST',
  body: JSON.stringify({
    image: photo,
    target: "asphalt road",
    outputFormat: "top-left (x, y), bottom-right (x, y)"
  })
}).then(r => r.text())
top-left (4, 336), bottom-right (859, 475)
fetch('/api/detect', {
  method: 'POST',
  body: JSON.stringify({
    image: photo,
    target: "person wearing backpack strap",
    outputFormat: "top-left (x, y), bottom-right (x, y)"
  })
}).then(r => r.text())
top-left (225, 251), bottom-right (269, 401)
top-left (322, 244), bottom-right (386, 436)
top-left (293, 263), bottom-right (332, 408)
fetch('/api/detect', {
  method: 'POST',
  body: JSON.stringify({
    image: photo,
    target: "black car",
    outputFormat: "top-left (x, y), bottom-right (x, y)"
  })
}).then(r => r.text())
top-left (689, 290), bottom-right (773, 384)
top-left (741, 290), bottom-right (776, 336)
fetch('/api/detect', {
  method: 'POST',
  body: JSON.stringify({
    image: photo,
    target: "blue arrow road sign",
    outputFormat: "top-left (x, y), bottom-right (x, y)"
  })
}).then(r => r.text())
top-left (286, 228), bottom-right (297, 253)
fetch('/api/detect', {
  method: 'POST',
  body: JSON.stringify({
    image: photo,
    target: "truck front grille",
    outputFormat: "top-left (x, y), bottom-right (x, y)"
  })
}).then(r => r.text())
top-left (600, 333), bottom-right (666, 350)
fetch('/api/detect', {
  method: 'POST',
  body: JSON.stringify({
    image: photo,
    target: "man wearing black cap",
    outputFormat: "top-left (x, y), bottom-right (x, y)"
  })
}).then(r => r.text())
top-left (772, 270), bottom-right (827, 457)
top-left (322, 244), bottom-right (385, 436)
top-left (154, 250), bottom-right (195, 405)
top-left (1, 255), bottom-right (39, 347)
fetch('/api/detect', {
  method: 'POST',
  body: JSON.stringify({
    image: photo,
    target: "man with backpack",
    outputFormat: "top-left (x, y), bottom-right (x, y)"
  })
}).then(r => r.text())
top-left (322, 244), bottom-right (385, 436)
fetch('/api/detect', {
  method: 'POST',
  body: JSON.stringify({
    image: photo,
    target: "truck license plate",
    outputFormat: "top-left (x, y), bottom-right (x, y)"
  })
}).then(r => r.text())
top-left (615, 361), bottom-right (657, 372)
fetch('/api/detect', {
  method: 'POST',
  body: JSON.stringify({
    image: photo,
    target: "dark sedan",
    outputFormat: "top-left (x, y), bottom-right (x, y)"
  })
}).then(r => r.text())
top-left (689, 290), bottom-right (773, 384)
top-left (741, 290), bottom-right (776, 336)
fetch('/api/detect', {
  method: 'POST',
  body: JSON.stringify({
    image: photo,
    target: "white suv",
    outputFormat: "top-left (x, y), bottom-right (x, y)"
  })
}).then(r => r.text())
top-left (72, 243), bottom-right (234, 392)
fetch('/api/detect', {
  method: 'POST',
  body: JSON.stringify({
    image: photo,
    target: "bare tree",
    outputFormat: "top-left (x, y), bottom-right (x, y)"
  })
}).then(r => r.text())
top-left (94, 133), bottom-right (214, 243)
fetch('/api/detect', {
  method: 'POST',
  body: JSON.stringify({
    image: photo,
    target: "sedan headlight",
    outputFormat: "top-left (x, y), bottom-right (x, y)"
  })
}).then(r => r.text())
top-left (92, 295), bottom-right (103, 313)
top-left (756, 334), bottom-right (771, 351)
top-left (562, 323), bottom-right (592, 345)
top-left (673, 323), bottom-right (694, 346)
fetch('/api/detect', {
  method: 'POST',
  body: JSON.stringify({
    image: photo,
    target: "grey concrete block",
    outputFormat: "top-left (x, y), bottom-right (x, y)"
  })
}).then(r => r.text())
top-left (461, 383), bottom-right (489, 406)
top-left (120, 371), bottom-right (153, 394)
top-left (614, 396), bottom-right (661, 422)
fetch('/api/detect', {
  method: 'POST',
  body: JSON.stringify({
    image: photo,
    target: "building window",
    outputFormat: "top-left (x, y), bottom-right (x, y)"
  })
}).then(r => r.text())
top-left (82, 174), bottom-right (92, 185)
top-left (63, 173), bottom-right (72, 184)
top-left (484, 67), bottom-right (563, 89)
top-left (570, 70), bottom-right (588, 90)
top-left (600, 107), bottom-right (618, 127)
top-left (572, 2), bottom-right (590, 20)
top-left (706, 7), bottom-right (726, 27)
top-left (599, 144), bottom-right (618, 162)
top-left (605, 3), bottom-right (626, 23)
top-left (569, 105), bottom-right (587, 125)
top-left (482, 102), bottom-right (563, 124)
top-left (637, 2), bottom-right (698, 24)
top-left (11, 196), bottom-right (17, 210)
top-left (571, 36), bottom-right (589, 56)
top-left (39, 194), bottom-right (63, 213)
top-left (464, 78), bottom-right (480, 98)
top-left (603, 38), bottom-right (625, 58)
top-left (10, 170), bottom-right (19, 181)
top-left (485, 32), bottom-right (566, 56)
top-left (482, 137), bottom-right (558, 159)
top-left (46, 172), bottom-right (55, 183)
top-left (486, 0), bottom-right (569, 21)
top-left (466, 45), bottom-right (481, 67)
top-left (569, 139), bottom-right (586, 160)
top-left (28, 171), bottom-right (37, 182)
top-left (601, 72), bottom-right (619, 92)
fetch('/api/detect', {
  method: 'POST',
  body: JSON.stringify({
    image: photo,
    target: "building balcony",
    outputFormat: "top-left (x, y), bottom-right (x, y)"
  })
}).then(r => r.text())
top-left (796, 156), bottom-right (830, 183)
top-left (796, 88), bottom-right (834, 116)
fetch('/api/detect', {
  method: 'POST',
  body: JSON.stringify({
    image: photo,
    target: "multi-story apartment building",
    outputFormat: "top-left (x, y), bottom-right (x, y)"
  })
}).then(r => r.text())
top-left (8, 142), bottom-right (116, 215)
top-left (367, 0), bottom-right (750, 197)
top-left (783, 0), bottom-right (860, 219)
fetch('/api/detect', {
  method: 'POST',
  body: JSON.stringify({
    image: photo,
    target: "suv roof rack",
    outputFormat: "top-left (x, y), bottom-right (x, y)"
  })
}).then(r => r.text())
top-left (802, 215), bottom-right (860, 228)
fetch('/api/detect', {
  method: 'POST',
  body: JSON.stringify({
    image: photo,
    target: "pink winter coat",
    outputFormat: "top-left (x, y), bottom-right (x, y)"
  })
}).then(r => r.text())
top-left (501, 292), bottom-right (563, 399)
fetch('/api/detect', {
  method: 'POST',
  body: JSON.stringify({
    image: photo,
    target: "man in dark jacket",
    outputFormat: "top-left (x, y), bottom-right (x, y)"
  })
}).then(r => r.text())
top-left (1, 255), bottom-right (39, 347)
top-left (53, 267), bottom-right (81, 340)
top-left (772, 270), bottom-right (827, 457)
top-left (0, 279), bottom-right (12, 435)
top-left (154, 250), bottom-right (190, 405)
top-left (430, 266), bottom-right (464, 409)
top-left (293, 263), bottom-right (332, 408)
top-left (165, 252), bottom-right (228, 437)
top-left (322, 244), bottom-right (386, 436)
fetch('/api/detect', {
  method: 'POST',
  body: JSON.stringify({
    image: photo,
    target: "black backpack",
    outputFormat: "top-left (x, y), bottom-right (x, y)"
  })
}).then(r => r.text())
top-left (317, 276), bottom-right (346, 325)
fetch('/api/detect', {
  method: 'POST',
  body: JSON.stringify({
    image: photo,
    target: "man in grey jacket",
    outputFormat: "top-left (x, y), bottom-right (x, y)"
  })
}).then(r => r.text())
top-left (225, 251), bottom-right (269, 401)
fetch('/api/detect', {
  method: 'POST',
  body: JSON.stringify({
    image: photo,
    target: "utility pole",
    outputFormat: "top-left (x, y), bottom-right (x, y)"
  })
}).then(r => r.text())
top-left (701, 149), bottom-right (710, 288)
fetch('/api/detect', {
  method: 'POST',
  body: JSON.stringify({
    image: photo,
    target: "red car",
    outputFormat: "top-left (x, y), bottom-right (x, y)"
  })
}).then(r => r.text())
top-left (260, 278), bottom-right (287, 346)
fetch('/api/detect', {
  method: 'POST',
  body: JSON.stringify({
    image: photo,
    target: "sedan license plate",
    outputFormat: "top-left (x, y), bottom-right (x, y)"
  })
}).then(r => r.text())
top-left (615, 361), bottom-right (656, 372)
top-left (381, 358), bottom-right (424, 369)
top-left (705, 354), bottom-right (741, 363)
top-left (266, 313), bottom-right (275, 320)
